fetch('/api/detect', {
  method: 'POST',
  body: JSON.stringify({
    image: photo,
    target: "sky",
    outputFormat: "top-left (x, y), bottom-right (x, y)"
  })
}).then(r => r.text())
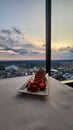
top-left (0, 0), bottom-right (45, 60)
top-left (0, 0), bottom-right (73, 60)
top-left (52, 0), bottom-right (73, 59)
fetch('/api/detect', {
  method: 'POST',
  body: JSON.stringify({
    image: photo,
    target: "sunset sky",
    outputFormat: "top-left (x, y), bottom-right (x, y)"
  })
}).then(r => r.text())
top-left (52, 0), bottom-right (73, 59)
top-left (0, 0), bottom-right (73, 60)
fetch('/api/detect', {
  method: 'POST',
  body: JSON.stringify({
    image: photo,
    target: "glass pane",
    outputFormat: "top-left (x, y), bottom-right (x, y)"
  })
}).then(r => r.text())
top-left (51, 0), bottom-right (73, 81)
top-left (0, 0), bottom-right (45, 79)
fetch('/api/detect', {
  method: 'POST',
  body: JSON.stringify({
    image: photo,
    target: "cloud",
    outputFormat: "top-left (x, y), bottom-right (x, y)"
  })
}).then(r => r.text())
top-left (30, 51), bottom-right (40, 55)
top-left (0, 27), bottom-right (45, 58)
top-left (52, 46), bottom-right (73, 53)
top-left (0, 35), bottom-right (35, 56)
top-left (0, 27), bottom-right (22, 38)
top-left (0, 35), bottom-right (6, 40)
top-left (14, 49), bottom-right (28, 55)
top-left (0, 37), bottom-right (14, 49)
top-left (23, 43), bottom-right (35, 48)
top-left (7, 37), bottom-right (14, 44)
top-left (70, 49), bottom-right (73, 53)
top-left (58, 46), bottom-right (73, 54)
top-left (51, 46), bottom-right (73, 59)
top-left (0, 50), bottom-right (17, 56)
top-left (12, 27), bottom-right (22, 35)
top-left (0, 47), bottom-right (4, 50)
top-left (0, 29), bottom-right (12, 35)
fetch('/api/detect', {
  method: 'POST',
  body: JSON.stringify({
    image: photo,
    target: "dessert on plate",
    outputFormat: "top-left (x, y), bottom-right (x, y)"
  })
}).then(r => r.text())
top-left (26, 69), bottom-right (46, 92)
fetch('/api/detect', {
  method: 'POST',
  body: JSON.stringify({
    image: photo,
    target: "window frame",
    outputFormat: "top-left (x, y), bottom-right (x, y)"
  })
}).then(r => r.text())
top-left (46, 0), bottom-right (51, 76)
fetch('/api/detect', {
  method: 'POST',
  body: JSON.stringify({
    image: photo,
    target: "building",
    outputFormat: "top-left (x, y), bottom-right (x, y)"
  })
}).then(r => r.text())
top-left (5, 65), bottom-right (18, 72)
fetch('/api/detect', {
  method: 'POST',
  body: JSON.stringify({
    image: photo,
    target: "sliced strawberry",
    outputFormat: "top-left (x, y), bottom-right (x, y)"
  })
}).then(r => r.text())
top-left (27, 81), bottom-right (33, 91)
top-left (39, 83), bottom-right (46, 91)
top-left (31, 85), bottom-right (39, 92)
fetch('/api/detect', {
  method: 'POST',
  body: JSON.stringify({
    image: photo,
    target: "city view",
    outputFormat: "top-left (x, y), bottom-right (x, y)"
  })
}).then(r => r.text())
top-left (0, 59), bottom-right (73, 82)
top-left (0, 60), bottom-right (45, 79)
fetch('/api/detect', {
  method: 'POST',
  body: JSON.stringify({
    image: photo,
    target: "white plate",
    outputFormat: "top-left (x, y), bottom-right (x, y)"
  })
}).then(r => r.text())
top-left (17, 74), bottom-right (49, 96)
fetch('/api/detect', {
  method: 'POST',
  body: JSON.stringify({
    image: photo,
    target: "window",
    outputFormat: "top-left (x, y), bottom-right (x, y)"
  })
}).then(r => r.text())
top-left (51, 0), bottom-right (73, 81)
top-left (0, 0), bottom-right (46, 79)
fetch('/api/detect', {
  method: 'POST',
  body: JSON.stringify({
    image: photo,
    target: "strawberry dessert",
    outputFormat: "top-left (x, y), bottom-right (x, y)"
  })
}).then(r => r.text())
top-left (26, 69), bottom-right (46, 92)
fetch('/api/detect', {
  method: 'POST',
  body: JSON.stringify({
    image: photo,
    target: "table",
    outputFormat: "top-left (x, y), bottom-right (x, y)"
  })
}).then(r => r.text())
top-left (0, 76), bottom-right (73, 130)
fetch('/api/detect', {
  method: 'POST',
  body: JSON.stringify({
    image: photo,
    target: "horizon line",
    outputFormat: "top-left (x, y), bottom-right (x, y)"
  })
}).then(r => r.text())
top-left (0, 58), bottom-right (73, 61)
